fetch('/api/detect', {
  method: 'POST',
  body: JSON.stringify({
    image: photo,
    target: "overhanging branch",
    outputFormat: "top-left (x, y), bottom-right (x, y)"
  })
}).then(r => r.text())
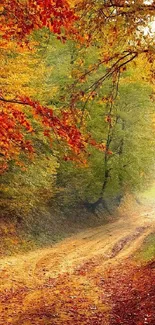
top-left (0, 97), bottom-right (29, 106)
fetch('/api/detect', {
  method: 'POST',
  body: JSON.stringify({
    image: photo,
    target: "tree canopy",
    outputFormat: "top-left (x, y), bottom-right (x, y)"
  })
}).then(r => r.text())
top-left (0, 0), bottom-right (155, 216)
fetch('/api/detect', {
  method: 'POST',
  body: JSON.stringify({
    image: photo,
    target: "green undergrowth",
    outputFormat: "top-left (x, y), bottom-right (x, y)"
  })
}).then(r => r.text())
top-left (134, 232), bottom-right (155, 263)
top-left (0, 204), bottom-right (110, 257)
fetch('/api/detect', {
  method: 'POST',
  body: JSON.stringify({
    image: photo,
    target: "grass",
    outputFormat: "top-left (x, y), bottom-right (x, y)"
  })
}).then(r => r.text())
top-left (134, 232), bottom-right (155, 263)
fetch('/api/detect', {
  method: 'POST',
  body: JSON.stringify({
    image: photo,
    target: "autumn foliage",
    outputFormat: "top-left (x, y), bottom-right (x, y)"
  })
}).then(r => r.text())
top-left (1, 257), bottom-right (154, 324)
top-left (1, 95), bottom-right (109, 172)
top-left (0, 0), bottom-right (76, 43)
top-left (1, 0), bottom-right (155, 173)
top-left (0, 0), bottom-right (99, 172)
top-left (0, 0), bottom-right (111, 173)
top-left (0, 102), bottom-right (34, 173)
top-left (0, 1), bottom-right (77, 172)
top-left (0, 3), bottom-right (155, 324)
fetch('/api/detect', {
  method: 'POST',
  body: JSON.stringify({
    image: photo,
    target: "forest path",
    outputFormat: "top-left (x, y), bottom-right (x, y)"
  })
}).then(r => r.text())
top-left (0, 204), bottom-right (154, 289)
top-left (0, 205), bottom-right (155, 325)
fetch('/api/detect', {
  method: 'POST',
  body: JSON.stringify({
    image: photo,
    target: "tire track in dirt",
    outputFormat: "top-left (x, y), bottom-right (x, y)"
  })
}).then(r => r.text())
top-left (104, 226), bottom-right (149, 259)
top-left (33, 216), bottom-right (154, 281)
top-left (0, 210), bottom-right (154, 290)
top-left (0, 209), bottom-right (155, 325)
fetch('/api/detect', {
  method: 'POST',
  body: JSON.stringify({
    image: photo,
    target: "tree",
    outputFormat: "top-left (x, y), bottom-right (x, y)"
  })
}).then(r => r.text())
top-left (1, 0), bottom-right (155, 173)
top-left (1, 1), bottom-right (105, 173)
top-left (67, 0), bottom-right (155, 106)
top-left (57, 68), bottom-right (155, 212)
top-left (0, 0), bottom-right (76, 43)
top-left (1, 0), bottom-right (155, 220)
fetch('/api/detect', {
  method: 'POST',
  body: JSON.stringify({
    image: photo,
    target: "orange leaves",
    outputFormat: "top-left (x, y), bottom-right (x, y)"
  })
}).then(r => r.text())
top-left (0, 103), bottom-right (34, 173)
top-left (2, 252), bottom-right (154, 325)
top-left (105, 115), bottom-right (112, 124)
top-left (0, 94), bottom-right (108, 172)
top-left (88, 138), bottom-right (107, 152)
top-left (20, 96), bottom-right (87, 155)
top-left (100, 261), bottom-right (155, 325)
top-left (105, 114), bottom-right (113, 128)
top-left (1, 0), bottom-right (77, 45)
top-left (11, 108), bottom-right (33, 133)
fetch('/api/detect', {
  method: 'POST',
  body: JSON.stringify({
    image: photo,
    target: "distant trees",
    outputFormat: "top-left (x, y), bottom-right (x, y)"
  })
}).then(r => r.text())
top-left (1, 0), bottom-right (155, 218)
top-left (0, 1), bottom-right (90, 173)
top-left (1, 0), bottom-right (155, 173)
top-left (58, 78), bottom-right (155, 211)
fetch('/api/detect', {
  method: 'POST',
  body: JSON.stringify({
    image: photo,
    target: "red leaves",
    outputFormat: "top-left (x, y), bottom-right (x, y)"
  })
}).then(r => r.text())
top-left (0, 1), bottom-right (108, 172)
top-left (1, 234), bottom-right (154, 325)
top-left (0, 95), bottom-right (107, 172)
top-left (20, 96), bottom-right (87, 155)
top-left (11, 108), bottom-right (33, 133)
top-left (98, 262), bottom-right (155, 325)
top-left (88, 138), bottom-right (107, 152)
top-left (1, 0), bottom-right (77, 44)
top-left (19, 96), bottom-right (107, 157)
top-left (0, 103), bottom-right (34, 173)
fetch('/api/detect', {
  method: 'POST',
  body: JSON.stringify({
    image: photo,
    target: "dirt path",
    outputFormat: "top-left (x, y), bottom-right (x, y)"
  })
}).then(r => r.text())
top-left (0, 207), bottom-right (155, 324)
top-left (0, 207), bottom-right (155, 288)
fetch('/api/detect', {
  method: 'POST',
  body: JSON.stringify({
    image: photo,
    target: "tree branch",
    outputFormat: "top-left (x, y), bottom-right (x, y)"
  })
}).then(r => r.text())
top-left (0, 96), bottom-right (29, 106)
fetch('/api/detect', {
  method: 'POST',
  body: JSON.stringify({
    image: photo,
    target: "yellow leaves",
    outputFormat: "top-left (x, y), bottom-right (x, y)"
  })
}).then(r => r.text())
top-left (75, 58), bottom-right (84, 66)
top-left (0, 222), bottom-right (16, 236)
top-left (80, 93), bottom-right (88, 102)
top-left (68, 0), bottom-right (81, 7)
top-left (120, 54), bottom-right (155, 85)
top-left (48, 21), bottom-right (53, 32)
top-left (0, 4), bottom-right (4, 12)
top-left (0, 224), bottom-right (9, 235)
top-left (97, 100), bottom-right (103, 105)
top-left (72, 68), bottom-right (81, 78)
top-left (51, 86), bottom-right (59, 97)
top-left (0, 47), bottom-right (54, 100)
top-left (152, 113), bottom-right (155, 130)
top-left (98, 96), bottom-right (113, 105)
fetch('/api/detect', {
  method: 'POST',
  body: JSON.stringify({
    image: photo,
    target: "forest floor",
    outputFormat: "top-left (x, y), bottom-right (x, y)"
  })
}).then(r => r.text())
top-left (0, 200), bottom-right (155, 324)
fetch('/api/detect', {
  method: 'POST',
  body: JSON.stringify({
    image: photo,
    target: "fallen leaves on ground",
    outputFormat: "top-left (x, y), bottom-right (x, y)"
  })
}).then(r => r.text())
top-left (0, 256), bottom-right (155, 325)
